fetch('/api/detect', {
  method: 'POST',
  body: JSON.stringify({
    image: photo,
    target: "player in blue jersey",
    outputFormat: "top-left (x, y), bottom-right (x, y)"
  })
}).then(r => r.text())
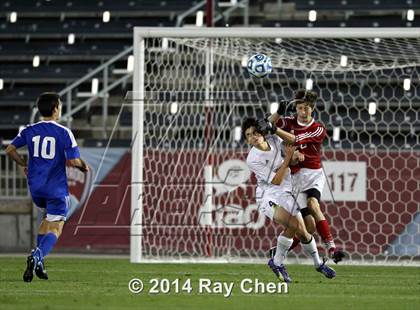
top-left (5, 92), bottom-right (89, 282)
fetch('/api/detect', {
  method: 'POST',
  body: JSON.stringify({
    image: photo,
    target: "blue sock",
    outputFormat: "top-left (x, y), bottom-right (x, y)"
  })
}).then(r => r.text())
top-left (37, 234), bottom-right (45, 247)
top-left (38, 233), bottom-right (58, 257)
top-left (32, 247), bottom-right (43, 263)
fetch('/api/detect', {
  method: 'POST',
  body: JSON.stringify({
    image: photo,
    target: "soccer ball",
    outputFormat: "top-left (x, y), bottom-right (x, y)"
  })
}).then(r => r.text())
top-left (247, 54), bottom-right (273, 78)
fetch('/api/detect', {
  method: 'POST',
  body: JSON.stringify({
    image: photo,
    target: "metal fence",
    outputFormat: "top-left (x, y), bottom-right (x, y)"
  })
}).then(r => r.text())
top-left (0, 150), bottom-right (29, 198)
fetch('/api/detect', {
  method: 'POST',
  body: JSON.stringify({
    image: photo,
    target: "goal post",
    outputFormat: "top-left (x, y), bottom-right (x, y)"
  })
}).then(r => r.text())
top-left (130, 33), bottom-right (145, 263)
top-left (131, 27), bottom-right (420, 264)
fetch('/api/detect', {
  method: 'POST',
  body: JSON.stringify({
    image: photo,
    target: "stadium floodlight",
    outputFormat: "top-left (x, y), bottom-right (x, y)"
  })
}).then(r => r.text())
top-left (32, 55), bottom-right (40, 67)
top-left (68, 33), bottom-right (75, 45)
top-left (403, 78), bottom-right (411, 91)
top-left (162, 38), bottom-right (169, 50)
top-left (270, 102), bottom-right (279, 114)
top-left (340, 55), bottom-right (348, 67)
top-left (102, 11), bottom-right (110, 23)
top-left (219, 0), bottom-right (238, 7)
top-left (10, 12), bottom-right (17, 23)
top-left (368, 102), bottom-right (377, 115)
top-left (305, 78), bottom-right (313, 90)
top-left (234, 126), bottom-right (242, 141)
top-left (309, 10), bottom-right (317, 22)
top-left (241, 55), bottom-right (248, 67)
top-left (196, 11), bottom-right (204, 27)
top-left (127, 55), bottom-right (134, 72)
top-left (91, 78), bottom-right (99, 94)
top-left (332, 126), bottom-right (340, 141)
top-left (0, 78), bottom-right (3, 90)
top-left (407, 9), bottom-right (415, 21)
top-left (132, 27), bottom-right (420, 264)
top-left (170, 102), bottom-right (178, 114)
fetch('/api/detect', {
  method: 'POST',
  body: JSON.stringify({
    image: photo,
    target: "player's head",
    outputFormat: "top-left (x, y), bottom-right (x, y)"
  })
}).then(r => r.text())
top-left (242, 117), bottom-right (265, 146)
top-left (293, 89), bottom-right (317, 123)
top-left (36, 92), bottom-right (62, 120)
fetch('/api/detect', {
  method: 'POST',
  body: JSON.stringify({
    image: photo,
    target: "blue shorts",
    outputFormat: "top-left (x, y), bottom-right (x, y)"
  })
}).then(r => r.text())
top-left (32, 196), bottom-right (70, 222)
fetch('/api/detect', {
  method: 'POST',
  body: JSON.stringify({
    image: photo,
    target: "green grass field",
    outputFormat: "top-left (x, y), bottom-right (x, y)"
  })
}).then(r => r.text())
top-left (0, 256), bottom-right (419, 310)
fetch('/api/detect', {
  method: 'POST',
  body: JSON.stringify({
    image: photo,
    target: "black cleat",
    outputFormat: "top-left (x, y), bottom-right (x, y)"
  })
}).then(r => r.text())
top-left (331, 248), bottom-right (346, 264)
top-left (35, 260), bottom-right (48, 280)
top-left (23, 255), bottom-right (35, 282)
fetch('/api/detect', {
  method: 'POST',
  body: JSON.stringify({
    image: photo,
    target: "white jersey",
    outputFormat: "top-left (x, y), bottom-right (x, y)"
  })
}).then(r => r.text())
top-left (246, 135), bottom-right (293, 203)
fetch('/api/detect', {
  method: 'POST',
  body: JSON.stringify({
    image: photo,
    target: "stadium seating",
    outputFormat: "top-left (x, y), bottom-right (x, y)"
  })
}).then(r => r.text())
top-left (0, 0), bottom-right (418, 150)
top-left (1, 0), bottom-right (199, 13)
top-left (289, 0), bottom-right (420, 11)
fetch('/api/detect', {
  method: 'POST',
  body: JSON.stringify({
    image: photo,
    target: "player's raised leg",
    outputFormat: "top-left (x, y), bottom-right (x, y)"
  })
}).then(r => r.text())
top-left (32, 196), bottom-right (68, 280)
top-left (293, 213), bottom-right (336, 279)
top-left (268, 206), bottom-right (299, 283)
top-left (268, 235), bottom-right (293, 283)
top-left (270, 203), bottom-right (335, 280)
top-left (36, 208), bottom-right (48, 247)
top-left (24, 199), bottom-right (49, 282)
top-left (285, 207), bottom-right (316, 252)
top-left (305, 189), bottom-right (346, 263)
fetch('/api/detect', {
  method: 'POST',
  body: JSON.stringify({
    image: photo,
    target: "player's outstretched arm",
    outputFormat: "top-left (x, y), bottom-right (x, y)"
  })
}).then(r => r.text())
top-left (257, 118), bottom-right (296, 144)
top-left (271, 144), bottom-right (295, 185)
top-left (275, 128), bottom-right (296, 145)
top-left (69, 158), bottom-right (89, 172)
top-left (5, 144), bottom-right (27, 168)
top-left (267, 113), bottom-right (280, 124)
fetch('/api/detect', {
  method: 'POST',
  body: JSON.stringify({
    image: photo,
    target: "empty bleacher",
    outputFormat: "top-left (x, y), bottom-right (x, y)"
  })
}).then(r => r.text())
top-left (0, 0), bottom-right (418, 150)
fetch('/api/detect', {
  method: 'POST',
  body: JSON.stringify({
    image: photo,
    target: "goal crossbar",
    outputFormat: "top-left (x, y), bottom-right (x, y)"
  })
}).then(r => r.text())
top-left (134, 27), bottom-right (420, 38)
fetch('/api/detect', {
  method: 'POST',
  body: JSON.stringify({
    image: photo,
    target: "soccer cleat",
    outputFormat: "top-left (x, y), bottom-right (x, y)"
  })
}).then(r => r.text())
top-left (268, 258), bottom-right (292, 283)
top-left (23, 255), bottom-right (35, 282)
top-left (316, 258), bottom-right (336, 279)
top-left (330, 248), bottom-right (346, 264)
top-left (35, 260), bottom-right (48, 280)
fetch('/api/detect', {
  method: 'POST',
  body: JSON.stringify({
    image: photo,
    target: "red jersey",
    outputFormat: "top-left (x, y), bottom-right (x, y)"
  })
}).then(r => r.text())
top-left (276, 116), bottom-right (326, 174)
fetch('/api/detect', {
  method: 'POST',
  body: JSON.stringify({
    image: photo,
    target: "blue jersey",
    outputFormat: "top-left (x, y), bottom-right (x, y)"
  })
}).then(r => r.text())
top-left (11, 120), bottom-right (80, 198)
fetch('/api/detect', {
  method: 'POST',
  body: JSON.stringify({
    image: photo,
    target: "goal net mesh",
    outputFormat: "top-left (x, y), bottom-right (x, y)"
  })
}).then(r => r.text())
top-left (133, 35), bottom-right (419, 264)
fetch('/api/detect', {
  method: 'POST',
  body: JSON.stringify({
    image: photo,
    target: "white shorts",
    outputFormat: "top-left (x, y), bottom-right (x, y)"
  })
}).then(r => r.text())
top-left (292, 168), bottom-right (326, 196)
top-left (257, 191), bottom-right (302, 220)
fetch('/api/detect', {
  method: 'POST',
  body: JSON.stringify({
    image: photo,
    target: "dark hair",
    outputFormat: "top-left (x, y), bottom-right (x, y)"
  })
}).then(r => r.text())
top-left (241, 117), bottom-right (259, 140)
top-left (36, 92), bottom-right (60, 117)
top-left (294, 89), bottom-right (318, 109)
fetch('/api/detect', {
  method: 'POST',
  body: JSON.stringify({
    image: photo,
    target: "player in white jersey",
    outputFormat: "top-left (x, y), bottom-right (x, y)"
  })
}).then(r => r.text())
top-left (243, 118), bottom-right (336, 282)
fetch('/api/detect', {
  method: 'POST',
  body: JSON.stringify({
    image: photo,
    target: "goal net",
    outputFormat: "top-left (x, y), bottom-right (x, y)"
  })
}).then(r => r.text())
top-left (130, 28), bottom-right (420, 264)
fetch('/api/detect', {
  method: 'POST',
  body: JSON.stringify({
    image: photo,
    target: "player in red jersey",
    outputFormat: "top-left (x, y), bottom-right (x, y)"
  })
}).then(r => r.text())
top-left (260, 89), bottom-right (345, 263)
